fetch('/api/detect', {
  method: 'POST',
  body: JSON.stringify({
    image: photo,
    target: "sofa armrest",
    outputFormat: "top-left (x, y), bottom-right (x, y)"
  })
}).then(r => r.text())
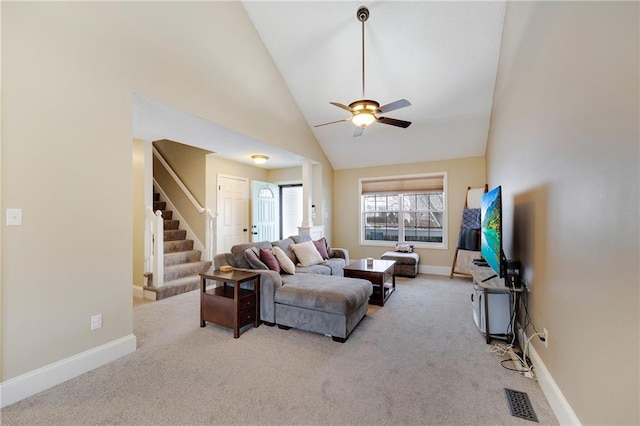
top-left (213, 253), bottom-right (234, 269)
top-left (330, 247), bottom-right (349, 266)
top-left (234, 268), bottom-right (282, 324)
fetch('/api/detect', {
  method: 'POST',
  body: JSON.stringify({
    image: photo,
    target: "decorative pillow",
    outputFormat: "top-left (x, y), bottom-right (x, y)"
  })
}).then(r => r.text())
top-left (259, 248), bottom-right (280, 273)
top-left (313, 237), bottom-right (330, 260)
top-left (290, 240), bottom-right (325, 267)
top-left (395, 243), bottom-right (414, 253)
top-left (244, 247), bottom-right (268, 270)
top-left (273, 246), bottom-right (296, 274)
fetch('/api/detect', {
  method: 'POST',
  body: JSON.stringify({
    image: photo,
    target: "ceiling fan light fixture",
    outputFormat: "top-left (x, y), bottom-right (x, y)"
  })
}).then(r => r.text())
top-left (251, 154), bottom-right (269, 165)
top-left (352, 111), bottom-right (376, 127)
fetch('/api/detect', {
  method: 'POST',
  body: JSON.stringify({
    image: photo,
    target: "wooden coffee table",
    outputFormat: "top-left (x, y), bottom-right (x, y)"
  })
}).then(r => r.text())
top-left (344, 259), bottom-right (396, 306)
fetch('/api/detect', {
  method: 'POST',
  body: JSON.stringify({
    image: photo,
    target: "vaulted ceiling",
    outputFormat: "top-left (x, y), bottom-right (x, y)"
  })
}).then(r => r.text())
top-left (134, 2), bottom-right (507, 171)
top-left (242, 1), bottom-right (507, 169)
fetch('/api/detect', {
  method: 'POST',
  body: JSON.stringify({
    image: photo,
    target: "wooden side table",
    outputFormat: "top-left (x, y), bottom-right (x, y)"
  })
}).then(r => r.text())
top-left (200, 269), bottom-right (260, 338)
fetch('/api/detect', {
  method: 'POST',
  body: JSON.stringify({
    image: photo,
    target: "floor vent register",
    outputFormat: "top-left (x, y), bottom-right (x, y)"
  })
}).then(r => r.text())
top-left (504, 388), bottom-right (538, 422)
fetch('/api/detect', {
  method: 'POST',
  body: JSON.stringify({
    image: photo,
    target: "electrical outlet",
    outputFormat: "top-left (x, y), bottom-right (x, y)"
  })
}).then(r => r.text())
top-left (91, 314), bottom-right (102, 330)
top-left (541, 328), bottom-right (548, 348)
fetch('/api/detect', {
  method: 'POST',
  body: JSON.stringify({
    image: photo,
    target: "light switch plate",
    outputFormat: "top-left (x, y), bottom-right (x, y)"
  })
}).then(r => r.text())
top-left (6, 209), bottom-right (22, 226)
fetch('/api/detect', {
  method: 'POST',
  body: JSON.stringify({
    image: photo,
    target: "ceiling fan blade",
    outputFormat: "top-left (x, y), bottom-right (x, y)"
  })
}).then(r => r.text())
top-left (378, 99), bottom-right (411, 114)
top-left (377, 116), bottom-right (412, 128)
top-left (330, 102), bottom-right (354, 112)
top-left (314, 118), bottom-right (351, 128)
top-left (353, 126), bottom-right (364, 137)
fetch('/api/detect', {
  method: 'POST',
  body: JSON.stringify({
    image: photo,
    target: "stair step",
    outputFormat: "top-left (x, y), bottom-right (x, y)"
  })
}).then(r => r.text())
top-left (153, 193), bottom-right (160, 202)
top-left (164, 250), bottom-right (203, 266)
top-left (164, 261), bottom-right (212, 281)
top-left (144, 276), bottom-right (201, 300)
top-left (164, 219), bottom-right (180, 230)
top-left (164, 239), bottom-right (194, 253)
top-left (164, 229), bottom-right (187, 241)
top-left (153, 201), bottom-right (166, 211)
top-left (158, 210), bottom-right (173, 220)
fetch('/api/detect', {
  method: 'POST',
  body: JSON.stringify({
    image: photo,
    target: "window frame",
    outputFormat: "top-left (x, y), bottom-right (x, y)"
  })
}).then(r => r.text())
top-left (359, 172), bottom-right (448, 249)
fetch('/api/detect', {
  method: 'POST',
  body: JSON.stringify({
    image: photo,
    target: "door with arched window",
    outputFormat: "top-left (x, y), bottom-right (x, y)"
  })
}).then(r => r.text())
top-left (251, 180), bottom-right (279, 242)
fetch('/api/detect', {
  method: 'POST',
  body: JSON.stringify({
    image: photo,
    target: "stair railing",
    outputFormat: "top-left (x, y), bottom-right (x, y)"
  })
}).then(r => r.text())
top-left (205, 209), bottom-right (217, 261)
top-left (145, 206), bottom-right (164, 288)
top-left (153, 146), bottom-right (214, 261)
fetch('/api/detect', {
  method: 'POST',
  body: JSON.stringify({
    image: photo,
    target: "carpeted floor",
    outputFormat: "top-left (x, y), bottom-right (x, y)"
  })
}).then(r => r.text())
top-left (2, 274), bottom-right (558, 425)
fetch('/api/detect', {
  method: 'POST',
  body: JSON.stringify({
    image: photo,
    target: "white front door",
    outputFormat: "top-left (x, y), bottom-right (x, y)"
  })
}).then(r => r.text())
top-left (251, 180), bottom-right (279, 242)
top-left (218, 175), bottom-right (249, 253)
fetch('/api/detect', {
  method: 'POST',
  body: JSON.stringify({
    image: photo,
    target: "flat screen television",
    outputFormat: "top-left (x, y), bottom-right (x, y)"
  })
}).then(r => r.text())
top-left (480, 185), bottom-right (504, 279)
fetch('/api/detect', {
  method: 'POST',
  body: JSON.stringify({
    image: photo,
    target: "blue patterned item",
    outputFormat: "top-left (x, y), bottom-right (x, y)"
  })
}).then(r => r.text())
top-left (462, 208), bottom-right (481, 230)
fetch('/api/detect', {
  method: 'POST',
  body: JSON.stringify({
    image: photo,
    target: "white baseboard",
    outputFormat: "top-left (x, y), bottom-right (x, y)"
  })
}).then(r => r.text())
top-left (420, 265), bottom-right (451, 276)
top-left (143, 289), bottom-right (157, 300)
top-left (132, 285), bottom-right (144, 298)
top-left (518, 329), bottom-right (581, 425)
top-left (0, 334), bottom-right (137, 408)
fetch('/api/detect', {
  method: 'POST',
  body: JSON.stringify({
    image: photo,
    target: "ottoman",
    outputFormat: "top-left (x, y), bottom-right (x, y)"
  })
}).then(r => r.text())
top-left (274, 274), bottom-right (373, 342)
top-left (381, 251), bottom-right (420, 277)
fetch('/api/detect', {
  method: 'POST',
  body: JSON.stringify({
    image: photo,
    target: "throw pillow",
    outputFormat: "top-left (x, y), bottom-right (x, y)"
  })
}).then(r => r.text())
top-left (313, 237), bottom-right (330, 260)
top-left (244, 247), bottom-right (268, 270)
top-left (395, 243), bottom-right (414, 253)
top-left (290, 240), bottom-right (325, 267)
top-left (273, 246), bottom-right (296, 274)
top-left (259, 248), bottom-right (280, 273)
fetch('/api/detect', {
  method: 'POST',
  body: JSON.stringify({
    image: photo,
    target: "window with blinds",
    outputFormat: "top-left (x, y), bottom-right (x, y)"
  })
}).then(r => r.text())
top-left (360, 173), bottom-right (446, 247)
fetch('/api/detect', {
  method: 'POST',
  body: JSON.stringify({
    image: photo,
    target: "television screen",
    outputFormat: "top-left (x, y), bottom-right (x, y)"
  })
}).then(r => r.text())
top-left (481, 186), bottom-right (503, 277)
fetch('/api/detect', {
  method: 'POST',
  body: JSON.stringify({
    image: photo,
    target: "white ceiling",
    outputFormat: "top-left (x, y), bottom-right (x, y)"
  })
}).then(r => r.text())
top-left (243, 1), bottom-right (507, 169)
top-left (134, 2), bottom-right (507, 171)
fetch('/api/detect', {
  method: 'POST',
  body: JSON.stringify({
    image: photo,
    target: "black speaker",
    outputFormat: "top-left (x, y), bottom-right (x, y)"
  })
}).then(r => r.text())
top-left (506, 260), bottom-right (522, 288)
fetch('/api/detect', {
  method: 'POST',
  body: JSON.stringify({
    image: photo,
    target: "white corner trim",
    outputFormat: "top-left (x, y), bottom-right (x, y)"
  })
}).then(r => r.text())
top-left (0, 334), bottom-right (137, 408)
top-left (520, 329), bottom-right (582, 426)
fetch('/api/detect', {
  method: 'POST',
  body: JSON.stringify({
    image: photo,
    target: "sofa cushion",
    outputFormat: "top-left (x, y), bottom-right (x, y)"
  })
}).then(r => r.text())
top-left (295, 263), bottom-right (331, 275)
top-left (273, 246), bottom-right (296, 274)
top-left (313, 238), bottom-right (330, 260)
top-left (276, 275), bottom-right (372, 315)
top-left (259, 248), bottom-right (281, 273)
top-left (244, 247), bottom-right (268, 270)
top-left (290, 240), bottom-right (324, 266)
top-left (230, 241), bottom-right (272, 268)
top-left (271, 238), bottom-right (297, 264)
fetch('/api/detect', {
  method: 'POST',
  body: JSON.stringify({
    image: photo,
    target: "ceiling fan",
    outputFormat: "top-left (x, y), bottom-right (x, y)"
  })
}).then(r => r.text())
top-left (314, 6), bottom-right (411, 137)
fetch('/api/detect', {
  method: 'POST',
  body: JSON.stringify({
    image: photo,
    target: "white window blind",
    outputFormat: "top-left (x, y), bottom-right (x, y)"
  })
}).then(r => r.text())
top-left (361, 175), bottom-right (444, 194)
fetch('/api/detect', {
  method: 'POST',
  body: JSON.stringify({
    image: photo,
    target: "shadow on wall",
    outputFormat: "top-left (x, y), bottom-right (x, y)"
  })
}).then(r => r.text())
top-left (512, 183), bottom-right (548, 295)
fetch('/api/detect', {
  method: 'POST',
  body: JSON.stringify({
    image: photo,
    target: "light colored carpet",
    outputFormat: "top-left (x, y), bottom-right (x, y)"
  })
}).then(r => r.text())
top-left (2, 275), bottom-right (558, 425)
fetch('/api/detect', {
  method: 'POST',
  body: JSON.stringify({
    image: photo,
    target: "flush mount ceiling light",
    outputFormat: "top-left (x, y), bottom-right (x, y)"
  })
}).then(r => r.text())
top-left (251, 154), bottom-right (269, 165)
top-left (314, 6), bottom-right (412, 137)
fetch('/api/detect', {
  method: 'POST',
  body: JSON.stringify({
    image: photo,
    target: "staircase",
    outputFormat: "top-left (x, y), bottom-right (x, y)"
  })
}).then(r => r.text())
top-left (144, 192), bottom-right (212, 300)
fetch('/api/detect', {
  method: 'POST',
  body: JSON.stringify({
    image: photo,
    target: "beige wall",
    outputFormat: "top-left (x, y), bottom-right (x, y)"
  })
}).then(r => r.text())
top-left (2, 2), bottom-right (333, 380)
top-left (153, 139), bottom-right (210, 243)
top-left (132, 140), bottom-right (146, 287)
top-left (333, 156), bottom-right (485, 266)
top-left (487, 2), bottom-right (639, 424)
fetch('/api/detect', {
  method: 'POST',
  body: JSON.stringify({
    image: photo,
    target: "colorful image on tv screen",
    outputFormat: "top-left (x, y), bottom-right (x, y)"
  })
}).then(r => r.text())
top-left (481, 186), bottom-right (502, 276)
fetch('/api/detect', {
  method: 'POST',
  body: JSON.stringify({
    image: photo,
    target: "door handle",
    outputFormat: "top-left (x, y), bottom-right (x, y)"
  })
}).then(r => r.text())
top-left (252, 232), bottom-right (258, 235)
top-left (243, 228), bottom-right (248, 232)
